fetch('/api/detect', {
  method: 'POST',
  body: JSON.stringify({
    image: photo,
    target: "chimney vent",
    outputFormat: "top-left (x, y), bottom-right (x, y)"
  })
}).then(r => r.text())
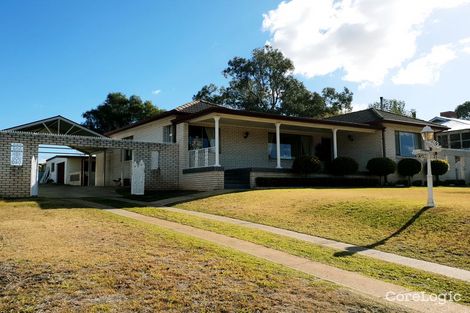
top-left (440, 111), bottom-right (457, 118)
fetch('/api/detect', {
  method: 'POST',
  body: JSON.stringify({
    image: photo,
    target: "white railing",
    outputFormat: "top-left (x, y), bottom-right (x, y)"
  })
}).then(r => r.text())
top-left (188, 147), bottom-right (216, 168)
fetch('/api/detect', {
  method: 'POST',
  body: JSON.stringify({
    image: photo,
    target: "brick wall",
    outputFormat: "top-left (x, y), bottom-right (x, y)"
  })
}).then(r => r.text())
top-left (179, 168), bottom-right (225, 191)
top-left (0, 131), bottom-right (179, 198)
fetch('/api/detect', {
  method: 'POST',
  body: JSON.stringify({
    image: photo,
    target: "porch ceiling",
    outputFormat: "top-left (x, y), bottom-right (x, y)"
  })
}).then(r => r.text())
top-left (188, 113), bottom-right (378, 134)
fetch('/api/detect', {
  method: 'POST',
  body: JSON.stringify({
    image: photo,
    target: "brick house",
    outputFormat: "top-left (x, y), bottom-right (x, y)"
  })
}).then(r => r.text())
top-left (101, 100), bottom-right (455, 190)
top-left (2, 101), bottom-right (467, 198)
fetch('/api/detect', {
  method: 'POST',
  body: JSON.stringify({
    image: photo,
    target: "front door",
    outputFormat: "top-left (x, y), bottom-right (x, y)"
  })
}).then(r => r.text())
top-left (57, 162), bottom-right (65, 184)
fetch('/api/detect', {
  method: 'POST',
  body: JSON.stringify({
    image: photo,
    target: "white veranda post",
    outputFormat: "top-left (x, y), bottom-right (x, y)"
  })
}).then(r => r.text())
top-left (214, 116), bottom-right (220, 166)
top-left (275, 123), bottom-right (281, 169)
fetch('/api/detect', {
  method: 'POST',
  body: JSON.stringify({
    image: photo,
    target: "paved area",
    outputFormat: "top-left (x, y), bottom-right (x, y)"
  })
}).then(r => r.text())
top-left (113, 195), bottom-right (470, 283)
top-left (76, 198), bottom-right (468, 313)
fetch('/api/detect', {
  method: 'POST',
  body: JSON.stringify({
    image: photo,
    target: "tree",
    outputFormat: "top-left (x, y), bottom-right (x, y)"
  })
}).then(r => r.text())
top-left (455, 101), bottom-right (470, 120)
top-left (193, 46), bottom-right (353, 118)
top-left (369, 98), bottom-right (416, 118)
top-left (82, 92), bottom-right (164, 134)
top-left (430, 159), bottom-right (449, 185)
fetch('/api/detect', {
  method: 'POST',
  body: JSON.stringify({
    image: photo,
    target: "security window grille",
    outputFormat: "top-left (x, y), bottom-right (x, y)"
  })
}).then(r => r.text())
top-left (123, 136), bottom-right (134, 161)
top-left (437, 134), bottom-right (449, 148)
top-left (163, 125), bottom-right (173, 143)
top-left (10, 143), bottom-right (24, 166)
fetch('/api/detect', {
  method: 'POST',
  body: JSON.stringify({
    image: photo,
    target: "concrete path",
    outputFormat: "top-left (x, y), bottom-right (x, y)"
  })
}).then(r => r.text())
top-left (112, 196), bottom-right (470, 283)
top-left (93, 203), bottom-right (468, 313)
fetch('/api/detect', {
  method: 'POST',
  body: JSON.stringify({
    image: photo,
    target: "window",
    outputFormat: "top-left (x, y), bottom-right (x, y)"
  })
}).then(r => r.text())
top-left (163, 125), bottom-right (173, 143)
top-left (450, 133), bottom-right (461, 149)
top-left (151, 151), bottom-right (159, 169)
top-left (10, 143), bottom-right (24, 166)
top-left (122, 136), bottom-right (133, 161)
top-left (437, 134), bottom-right (449, 148)
top-left (462, 132), bottom-right (470, 149)
top-left (395, 132), bottom-right (422, 157)
top-left (188, 126), bottom-right (219, 150)
top-left (268, 133), bottom-right (312, 160)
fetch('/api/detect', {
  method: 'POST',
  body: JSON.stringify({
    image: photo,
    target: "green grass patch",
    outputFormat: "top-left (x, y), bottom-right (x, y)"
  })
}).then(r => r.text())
top-left (175, 187), bottom-right (470, 270)
top-left (128, 206), bottom-right (470, 305)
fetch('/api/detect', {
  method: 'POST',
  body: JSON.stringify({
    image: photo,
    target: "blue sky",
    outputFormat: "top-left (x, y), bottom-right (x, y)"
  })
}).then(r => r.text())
top-left (1, 0), bottom-right (470, 130)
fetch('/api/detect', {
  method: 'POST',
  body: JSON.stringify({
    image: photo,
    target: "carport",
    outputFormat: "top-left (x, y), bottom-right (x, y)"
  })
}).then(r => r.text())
top-left (0, 116), bottom-right (178, 198)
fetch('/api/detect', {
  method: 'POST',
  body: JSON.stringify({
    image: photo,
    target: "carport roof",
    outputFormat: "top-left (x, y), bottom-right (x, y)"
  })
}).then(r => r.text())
top-left (3, 115), bottom-right (105, 137)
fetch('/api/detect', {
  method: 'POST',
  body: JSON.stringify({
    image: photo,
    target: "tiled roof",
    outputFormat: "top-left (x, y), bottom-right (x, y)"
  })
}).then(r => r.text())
top-left (327, 108), bottom-right (447, 129)
top-left (175, 100), bottom-right (219, 113)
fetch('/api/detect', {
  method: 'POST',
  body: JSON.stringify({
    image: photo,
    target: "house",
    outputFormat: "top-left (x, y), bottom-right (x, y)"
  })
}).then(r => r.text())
top-left (94, 101), bottom-right (457, 190)
top-left (429, 111), bottom-right (470, 181)
top-left (42, 155), bottom-right (96, 186)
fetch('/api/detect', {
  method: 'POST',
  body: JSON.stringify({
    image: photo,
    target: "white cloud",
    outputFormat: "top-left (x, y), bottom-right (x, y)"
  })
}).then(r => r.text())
top-left (392, 44), bottom-right (457, 85)
top-left (152, 89), bottom-right (161, 95)
top-left (262, 0), bottom-right (470, 85)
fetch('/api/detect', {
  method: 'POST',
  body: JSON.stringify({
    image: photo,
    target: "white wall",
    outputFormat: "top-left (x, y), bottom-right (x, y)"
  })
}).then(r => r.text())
top-left (109, 116), bottom-right (175, 142)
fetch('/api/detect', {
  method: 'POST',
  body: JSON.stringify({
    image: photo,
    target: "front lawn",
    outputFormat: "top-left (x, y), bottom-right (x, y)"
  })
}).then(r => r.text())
top-left (0, 199), bottom-right (405, 312)
top-left (176, 187), bottom-right (470, 270)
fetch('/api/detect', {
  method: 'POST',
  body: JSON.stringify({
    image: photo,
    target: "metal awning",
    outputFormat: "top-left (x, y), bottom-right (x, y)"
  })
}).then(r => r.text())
top-left (3, 115), bottom-right (105, 137)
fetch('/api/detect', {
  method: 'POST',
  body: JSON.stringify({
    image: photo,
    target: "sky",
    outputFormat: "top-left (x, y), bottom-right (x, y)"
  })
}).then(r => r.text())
top-left (1, 0), bottom-right (470, 130)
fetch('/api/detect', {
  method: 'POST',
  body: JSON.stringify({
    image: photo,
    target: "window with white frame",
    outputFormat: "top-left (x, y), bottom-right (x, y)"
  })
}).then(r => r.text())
top-left (163, 125), bottom-right (173, 143)
top-left (395, 131), bottom-right (422, 157)
top-left (10, 143), bottom-right (24, 166)
top-left (462, 132), bottom-right (470, 149)
top-left (437, 134), bottom-right (449, 148)
top-left (450, 133), bottom-right (462, 149)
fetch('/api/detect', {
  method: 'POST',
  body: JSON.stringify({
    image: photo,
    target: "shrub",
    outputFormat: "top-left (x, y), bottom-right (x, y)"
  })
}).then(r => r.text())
top-left (431, 159), bottom-right (449, 176)
top-left (397, 158), bottom-right (422, 185)
top-left (427, 159), bottom-right (449, 185)
top-left (292, 155), bottom-right (322, 174)
top-left (366, 157), bottom-right (396, 185)
top-left (329, 157), bottom-right (359, 176)
top-left (255, 176), bottom-right (380, 187)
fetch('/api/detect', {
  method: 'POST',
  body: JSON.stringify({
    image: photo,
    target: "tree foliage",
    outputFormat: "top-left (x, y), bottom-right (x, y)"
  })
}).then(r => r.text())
top-left (455, 101), bottom-right (470, 120)
top-left (193, 46), bottom-right (353, 118)
top-left (369, 98), bottom-right (416, 118)
top-left (82, 93), bottom-right (164, 134)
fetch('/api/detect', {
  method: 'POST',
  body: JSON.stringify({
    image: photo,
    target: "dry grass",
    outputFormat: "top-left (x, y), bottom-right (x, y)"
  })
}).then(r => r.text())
top-left (0, 199), bottom-right (406, 313)
top-left (176, 187), bottom-right (470, 270)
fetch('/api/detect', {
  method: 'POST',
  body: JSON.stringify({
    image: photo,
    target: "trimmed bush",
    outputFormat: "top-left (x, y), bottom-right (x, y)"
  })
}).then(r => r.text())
top-left (397, 158), bottom-right (422, 185)
top-left (424, 159), bottom-right (449, 185)
top-left (431, 159), bottom-right (449, 176)
top-left (292, 155), bottom-right (322, 174)
top-left (329, 157), bottom-right (359, 176)
top-left (255, 176), bottom-right (380, 187)
top-left (366, 157), bottom-right (396, 184)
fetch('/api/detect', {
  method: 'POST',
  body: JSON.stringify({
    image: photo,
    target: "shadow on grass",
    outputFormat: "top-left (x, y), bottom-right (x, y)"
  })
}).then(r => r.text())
top-left (333, 206), bottom-right (432, 258)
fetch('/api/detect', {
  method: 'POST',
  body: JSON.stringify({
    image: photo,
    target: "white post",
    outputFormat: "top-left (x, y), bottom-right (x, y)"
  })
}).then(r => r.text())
top-left (332, 129), bottom-right (338, 159)
top-left (214, 116), bottom-right (220, 166)
top-left (195, 149), bottom-right (199, 168)
top-left (204, 148), bottom-right (209, 167)
top-left (275, 123), bottom-right (281, 169)
top-left (426, 153), bottom-right (435, 207)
